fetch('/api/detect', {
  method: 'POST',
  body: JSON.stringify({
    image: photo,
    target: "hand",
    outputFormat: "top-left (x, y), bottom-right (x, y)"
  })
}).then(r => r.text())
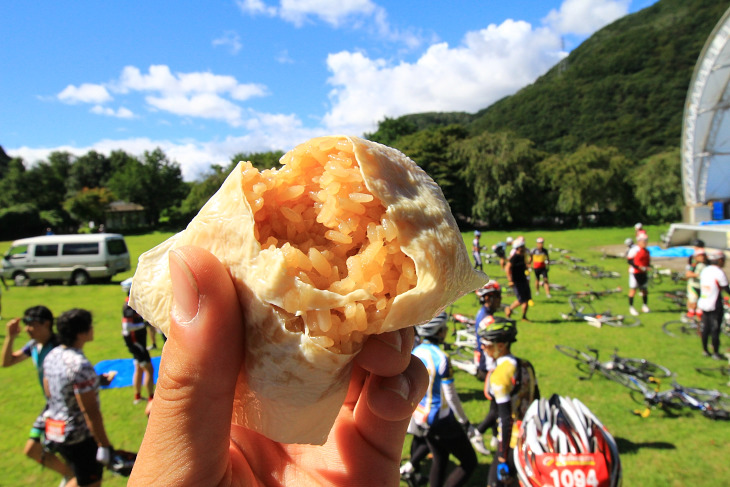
top-left (99, 371), bottom-right (117, 386)
top-left (129, 246), bottom-right (428, 486)
top-left (496, 461), bottom-right (511, 481)
top-left (6, 318), bottom-right (21, 338)
top-left (96, 446), bottom-right (111, 465)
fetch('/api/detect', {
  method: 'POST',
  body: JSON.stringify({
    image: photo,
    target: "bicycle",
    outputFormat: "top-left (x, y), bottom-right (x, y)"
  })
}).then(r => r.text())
top-left (662, 304), bottom-right (730, 338)
top-left (695, 352), bottom-right (730, 384)
top-left (555, 345), bottom-right (672, 384)
top-left (626, 377), bottom-right (730, 420)
top-left (560, 294), bottom-right (640, 328)
top-left (662, 289), bottom-right (687, 309)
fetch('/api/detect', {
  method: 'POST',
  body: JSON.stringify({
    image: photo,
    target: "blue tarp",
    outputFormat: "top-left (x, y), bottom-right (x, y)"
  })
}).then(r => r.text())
top-left (699, 219), bottom-right (730, 225)
top-left (647, 245), bottom-right (694, 258)
top-left (95, 356), bottom-right (161, 389)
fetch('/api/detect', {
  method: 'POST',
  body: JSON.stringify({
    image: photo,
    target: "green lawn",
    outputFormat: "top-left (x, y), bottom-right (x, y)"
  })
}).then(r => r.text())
top-left (1, 226), bottom-right (728, 486)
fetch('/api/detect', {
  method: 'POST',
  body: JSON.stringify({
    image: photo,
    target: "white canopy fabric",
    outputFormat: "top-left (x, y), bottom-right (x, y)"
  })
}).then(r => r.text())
top-left (682, 6), bottom-right (730, 206)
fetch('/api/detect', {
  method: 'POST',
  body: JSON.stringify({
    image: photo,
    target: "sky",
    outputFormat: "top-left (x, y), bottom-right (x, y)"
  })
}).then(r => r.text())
top-left (2, 0), bottom-right (658, 181)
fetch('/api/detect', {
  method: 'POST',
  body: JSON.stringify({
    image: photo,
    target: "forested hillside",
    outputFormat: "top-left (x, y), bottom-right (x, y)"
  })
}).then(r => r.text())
top-left (1, 0), bottom-right (727, 239)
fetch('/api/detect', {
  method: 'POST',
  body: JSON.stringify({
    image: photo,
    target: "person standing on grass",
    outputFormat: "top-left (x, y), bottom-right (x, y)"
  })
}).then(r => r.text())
top-left (43, 308), bottom-right (114, 487)
top-left (531, 237), bottom-right (551, 298)
top-left (505, 237), bottom-right (531, 321)
top-left (1, 306), bottom-right (74, 484)
top-left (627, 233), bottom-right (651, 316)
top-left (472, 231), bottom-right (483, 271)
top-left (698, 251), bottom-right (730, 360)
top-left (685, 247), bottom-right (707, 320)
top-left (120, 279), bottom-right (155, 406)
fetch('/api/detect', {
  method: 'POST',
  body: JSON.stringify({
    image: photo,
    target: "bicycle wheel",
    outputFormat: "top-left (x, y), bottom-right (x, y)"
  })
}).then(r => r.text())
top-left (695, 365), bottom-right (730, 378)
top-left (450, 345), bottom-right (478, 375)
top-left (555, 345), bottom-right (595, 365)
top-left (601, 315), bottom-right (641, 328)
top-left (602, 369), bottom-right (648, 392)
top-left (568, 295), bottom-right (596, 315)
top-left (618, 358), bottom-right (672, 380)
top-left (662, 320), bottom-right (698, 337)
top-left (704, 396), bottom-right (730, 420)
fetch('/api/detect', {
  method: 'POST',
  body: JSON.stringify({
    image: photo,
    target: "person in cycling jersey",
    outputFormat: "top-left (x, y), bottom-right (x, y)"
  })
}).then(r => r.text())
top-left (1, 306), bottom-right (74, 483)
top-left (627, 232), bottom-right (651, 316)
top-left (505, 237), bottom-right (532, 321)
top-left (531, 237), bottom-right (550, 298)
top-left (493, 241), bottom-right (507, 269)
top-left (698, 251), bottom-right (730, 360)
top-left (472, 231), bottom-right (483, 271)
top-left (411, 313), bottom-right (477, 486)
top-left (120, 279), bottom-right (155, 406)
top-left (475, 281), bottom-right (503, 380)
top-left (685, 247), bottom-right (707, 320)
top-left (477, 319), bottom-right (539, 487)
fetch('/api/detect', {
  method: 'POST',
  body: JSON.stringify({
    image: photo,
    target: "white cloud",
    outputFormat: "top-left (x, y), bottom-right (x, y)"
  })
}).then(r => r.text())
top-left (58, 83), bottom-right (112, 104)
top-left (323, 19), bottom-right (564, 134)
top-left (57, 65), bottom-right (268, 126)
top-left (90, 105), bottom-right (135, 119)
top-left (544, 0), bottom-right (631, 35)
top-left (236, 0), bottom-right (422, 47)
top-left (212, 30), bottom-right (243, 54)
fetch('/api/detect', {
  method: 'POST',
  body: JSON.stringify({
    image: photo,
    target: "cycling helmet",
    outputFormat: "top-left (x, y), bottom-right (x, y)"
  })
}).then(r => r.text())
top-left (710, 250), bottom-right (726, 263)
top-left (634, 222), bottom-right (643, 230)
top-left (415, 312), bottom-right (448, 339)
top-left (476, 280), bottom-right (501, 304)
top-left (474, 230), bottom-right (481, 237)
top-left (536, 237), bottom-right (544, 243)
top-left (513, 236), bottom-right (526, 248)
top-left (478, 317), bottom-right (517, 343)
top-left (692, 238), bottom-right (705, 248)
top-left (514, 394), bottom-right (622, 487)
top-left (506, 236), bottom-right (514, 245)
top-left (120, 278), bottom-right (133, 294)
top-left (623, 238), bottom-right (633, 246)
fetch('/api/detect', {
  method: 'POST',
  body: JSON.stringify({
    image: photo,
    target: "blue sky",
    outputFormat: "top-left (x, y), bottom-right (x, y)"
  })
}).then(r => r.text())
top-left (2, 0), bottom-right (658, 180)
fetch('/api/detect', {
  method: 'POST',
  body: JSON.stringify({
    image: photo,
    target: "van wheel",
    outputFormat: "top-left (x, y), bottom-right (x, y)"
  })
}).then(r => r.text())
top-left (13, 272), bottom-right (29, 287)
top-left (72, 270), bottom-right (90, 286)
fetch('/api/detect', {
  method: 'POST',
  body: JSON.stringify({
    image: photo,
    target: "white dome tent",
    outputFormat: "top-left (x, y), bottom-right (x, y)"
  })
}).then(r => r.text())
top-left (666, 5), bottom-right (730, 248)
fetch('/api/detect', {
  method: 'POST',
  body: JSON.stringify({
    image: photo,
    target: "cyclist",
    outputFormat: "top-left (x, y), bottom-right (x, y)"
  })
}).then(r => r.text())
top-left (411, 313), bottom-right (478, 486)
top-left (120, 279), bottom-right (155, 406)
top-left (472, 231), bottom-right (483, 271)
top-left (685, 247), bottom-right (707, 320)
top-left (698, 251), bottom-right (730, 360)
top-left (627, 232), bottom-right (651, 316)
top-left (1, 306), bottom-right (74, 483)
top-left (492, 241), bottom-right (507, 269)
top-left (531, 237), bottom-right (551, 298)
top-left (476, 319), bottom-right (539, 487)
top-left (505, 237), bottom-right (532, 321)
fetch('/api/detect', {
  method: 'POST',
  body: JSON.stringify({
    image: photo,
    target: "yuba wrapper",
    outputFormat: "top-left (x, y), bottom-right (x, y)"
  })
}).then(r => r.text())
top-left (129, 135), bottom-right (486, 444)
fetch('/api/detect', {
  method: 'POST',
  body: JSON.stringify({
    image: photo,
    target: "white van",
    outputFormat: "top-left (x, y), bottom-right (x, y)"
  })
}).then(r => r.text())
top-left (1, 233), bottom-right (131, 285)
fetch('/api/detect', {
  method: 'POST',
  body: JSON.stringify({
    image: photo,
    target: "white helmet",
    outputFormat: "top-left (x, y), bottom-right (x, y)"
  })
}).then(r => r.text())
top-left (514, 394), bottom-right (622, 487)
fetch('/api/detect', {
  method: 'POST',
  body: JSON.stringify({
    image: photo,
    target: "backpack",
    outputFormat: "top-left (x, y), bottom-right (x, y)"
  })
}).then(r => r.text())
top-left (511, 357), bottom-right (540, 421)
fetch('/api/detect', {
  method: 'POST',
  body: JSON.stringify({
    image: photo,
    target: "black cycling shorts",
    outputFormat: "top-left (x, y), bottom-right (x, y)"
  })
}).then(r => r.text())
top-left (53, 436), bottom-right (103, 486)
top-left (124, 328), bottom-right (151, 364)
top-left (534, 267), bottom-right (548, 281)
top-left (513, 280), bottom-right (532, 304)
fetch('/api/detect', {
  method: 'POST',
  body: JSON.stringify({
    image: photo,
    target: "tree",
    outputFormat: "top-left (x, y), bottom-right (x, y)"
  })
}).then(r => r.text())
top-left (106, 148), bottom-right (186, 224)
top-left (365, 117), bottom-right (418, 146)
top-left (230, 150), bottom-right (284, 171)
top-left (0, 158), bottom-right (31, 209)
top-left (632, 149), bottom-right (683, 222)
top-left (391, 125), bottom-right (471, 218)
top-left (67, 150), bottom-right (113, 194)
top-left (454, 132), bottom-right (546, 226)
top-left (539, 145), bottom-right (636, 223)
top-left (63, 187), bottom-right (115, 226)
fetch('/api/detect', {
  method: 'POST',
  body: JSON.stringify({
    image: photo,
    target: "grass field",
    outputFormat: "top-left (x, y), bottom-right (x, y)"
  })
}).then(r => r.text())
top-left (1, 225), bottom-right (729, 486)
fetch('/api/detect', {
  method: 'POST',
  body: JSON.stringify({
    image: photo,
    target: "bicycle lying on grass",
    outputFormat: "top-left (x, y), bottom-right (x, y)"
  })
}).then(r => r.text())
top-left (625, 377), bottom-right (730, 420)
top-left (560, 293), bottom-right (640, 328)
top-left (555, 345), bottom-right (672, 384)
top-left (662, 303), bottom-right (730, 338)
top-left (695, 353), bottom-right (730, 385)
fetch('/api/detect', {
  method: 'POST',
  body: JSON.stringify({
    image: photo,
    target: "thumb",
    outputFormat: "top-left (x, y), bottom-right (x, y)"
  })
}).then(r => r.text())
top-left (131, 246), bottom-right (244, 485)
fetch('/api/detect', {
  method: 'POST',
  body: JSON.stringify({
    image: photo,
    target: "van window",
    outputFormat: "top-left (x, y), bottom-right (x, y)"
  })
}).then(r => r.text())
top-left (35, 244), bottom-right (59, 257)
top-left (62, 243), bottom-right (100, 255)
top-left (7, 245), bottom-right (28, 259)
top-left (106, 239), bottom-right (128, 255)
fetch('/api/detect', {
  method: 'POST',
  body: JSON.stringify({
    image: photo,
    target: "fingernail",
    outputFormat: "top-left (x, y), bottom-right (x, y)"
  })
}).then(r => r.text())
top-left (169, 250), bottom-right (199, 324)
top-left (380, 374), bottom-right (411, 401)
top-left (375, 329), bottom-right (403, 352)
